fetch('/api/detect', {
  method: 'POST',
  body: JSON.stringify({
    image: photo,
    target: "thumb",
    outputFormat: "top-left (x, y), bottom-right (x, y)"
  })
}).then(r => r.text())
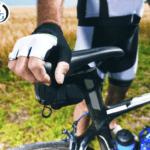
top-left (55, 61), bottom-right (69, 84)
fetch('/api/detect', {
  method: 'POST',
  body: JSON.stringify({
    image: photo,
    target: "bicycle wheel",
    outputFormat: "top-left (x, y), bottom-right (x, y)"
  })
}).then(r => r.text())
top-left (7, 141), bottom-right (69, 150)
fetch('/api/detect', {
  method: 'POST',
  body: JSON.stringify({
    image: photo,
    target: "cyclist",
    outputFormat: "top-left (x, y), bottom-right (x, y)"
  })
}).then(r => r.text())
top-left (8, 0), bottom-right (145, 144)
top-left (73, 0), bottom-right (144, 141)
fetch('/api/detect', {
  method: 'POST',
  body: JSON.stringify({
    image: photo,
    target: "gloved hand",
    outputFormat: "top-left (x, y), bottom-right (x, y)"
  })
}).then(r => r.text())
top-left (8, 23), bottom-right (72, 85)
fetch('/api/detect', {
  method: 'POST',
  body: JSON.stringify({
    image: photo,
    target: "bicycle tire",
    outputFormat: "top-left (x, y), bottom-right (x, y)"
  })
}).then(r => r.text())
top-left (7, 141), bottom-right (69, 150)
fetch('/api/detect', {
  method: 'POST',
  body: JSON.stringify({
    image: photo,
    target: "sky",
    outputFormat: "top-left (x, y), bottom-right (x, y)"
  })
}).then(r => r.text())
top-left (2, 0), bottom-right (147, 7)
top-left (1, 0), bottom-right (78, 7)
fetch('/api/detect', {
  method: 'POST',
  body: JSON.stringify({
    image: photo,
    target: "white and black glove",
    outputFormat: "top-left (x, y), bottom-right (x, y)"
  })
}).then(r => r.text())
top-left (9, 22), bottom-right (71, 65)
top-left (8, 23), bottom-right (72, 85)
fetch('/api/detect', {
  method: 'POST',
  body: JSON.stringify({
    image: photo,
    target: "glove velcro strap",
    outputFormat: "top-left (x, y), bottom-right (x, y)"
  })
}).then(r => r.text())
top-left (32, 22), bottom-right (63, 38)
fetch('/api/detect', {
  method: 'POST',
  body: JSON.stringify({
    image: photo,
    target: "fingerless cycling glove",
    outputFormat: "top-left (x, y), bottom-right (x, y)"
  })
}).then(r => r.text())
top-left (32, 22), bottom-right (72, 64)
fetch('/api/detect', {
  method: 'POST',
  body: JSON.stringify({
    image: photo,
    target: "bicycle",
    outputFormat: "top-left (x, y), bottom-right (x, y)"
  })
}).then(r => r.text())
top-left (7, 46), bottom-right (150, 150)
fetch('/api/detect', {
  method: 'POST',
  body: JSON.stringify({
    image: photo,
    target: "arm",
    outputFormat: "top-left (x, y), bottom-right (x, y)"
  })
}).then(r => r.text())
top-left (37, 0), bottom-right (69, 84)
top-left (8, 0), bottom-right (70, 86)
top-left (38, 0), bottom-right (64, 28)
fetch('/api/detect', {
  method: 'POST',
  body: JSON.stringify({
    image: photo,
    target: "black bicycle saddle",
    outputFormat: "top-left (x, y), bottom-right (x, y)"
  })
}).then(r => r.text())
top-left (44, 46), bottom-right (124, 78)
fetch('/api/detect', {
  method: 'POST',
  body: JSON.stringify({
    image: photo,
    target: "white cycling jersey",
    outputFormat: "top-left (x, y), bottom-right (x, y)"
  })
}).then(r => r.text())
top-left (75, 0), bottom-right (145, 87)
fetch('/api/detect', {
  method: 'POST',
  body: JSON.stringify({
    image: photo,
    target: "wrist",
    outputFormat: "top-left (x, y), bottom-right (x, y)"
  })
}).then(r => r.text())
top-left (32, 22), bottom-right (63, 38)
top-left (38, 21), bottom-right (62, 29)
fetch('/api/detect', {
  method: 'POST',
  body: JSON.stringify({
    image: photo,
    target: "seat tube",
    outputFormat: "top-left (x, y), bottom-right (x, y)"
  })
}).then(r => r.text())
top-left (83, 77), bottom-right (114, 150)
top-left (83, 77), bottom-right (105, 130)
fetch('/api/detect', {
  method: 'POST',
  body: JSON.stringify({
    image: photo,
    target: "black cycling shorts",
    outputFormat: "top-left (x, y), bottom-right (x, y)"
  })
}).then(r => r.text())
top-left (75, 17), bottom-right (140, 87)
top-left (75, 0), bottom-right (144, 87)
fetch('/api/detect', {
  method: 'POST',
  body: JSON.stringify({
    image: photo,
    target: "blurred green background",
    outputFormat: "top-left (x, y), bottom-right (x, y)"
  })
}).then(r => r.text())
top-left (0, 4), bottom-right (150, 150)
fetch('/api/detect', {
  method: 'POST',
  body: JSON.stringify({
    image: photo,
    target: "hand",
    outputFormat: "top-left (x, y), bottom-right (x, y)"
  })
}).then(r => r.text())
top-left (8, 33), bottom-right (70, 85)
top-left (55, 61), bottom-right (69, 84)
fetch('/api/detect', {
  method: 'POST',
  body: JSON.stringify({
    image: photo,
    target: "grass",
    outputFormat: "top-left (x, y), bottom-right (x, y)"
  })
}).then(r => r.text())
top-left (0, 4), bottom-right (150, 150)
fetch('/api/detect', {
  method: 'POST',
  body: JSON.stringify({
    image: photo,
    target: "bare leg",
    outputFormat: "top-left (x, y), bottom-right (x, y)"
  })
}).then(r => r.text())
top-left (105, 82), bottom-right (130, 129)
top-left (73, 99), bottom-right (90, 136)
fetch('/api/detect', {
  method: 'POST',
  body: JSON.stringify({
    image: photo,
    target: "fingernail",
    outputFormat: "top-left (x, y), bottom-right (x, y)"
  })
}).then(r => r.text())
top-left (45, 83), bottom-right (51, 86)
top-left (60, 74), bottom-right (65, 84)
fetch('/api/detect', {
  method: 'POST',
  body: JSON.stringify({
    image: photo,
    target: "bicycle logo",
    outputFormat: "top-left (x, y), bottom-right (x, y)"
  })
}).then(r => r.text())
top-left (0, 2), bottom-right (9, 24)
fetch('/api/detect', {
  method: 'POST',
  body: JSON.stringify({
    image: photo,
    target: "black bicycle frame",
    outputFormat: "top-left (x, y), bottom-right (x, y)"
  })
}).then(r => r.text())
top-left (69, 69), bottom-right (150, 150)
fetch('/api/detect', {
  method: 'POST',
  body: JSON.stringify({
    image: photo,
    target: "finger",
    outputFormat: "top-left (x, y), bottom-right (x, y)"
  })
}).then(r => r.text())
top-left (8, 60), bottom-right (17, 72)
top-left (10, 38), bottom-right (24, 60)
top-left (28, 56), bottom-right (51, 86)
top-left (55, 61), bottom-right (69, 84)
top-left (14, 56), bottom-right (40, 84)
top-left (17, 36), bottom-right (33, 58)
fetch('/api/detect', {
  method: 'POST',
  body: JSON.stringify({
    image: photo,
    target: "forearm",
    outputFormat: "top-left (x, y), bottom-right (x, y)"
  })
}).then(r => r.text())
top-left (38, 0), bottom-right (64, 28)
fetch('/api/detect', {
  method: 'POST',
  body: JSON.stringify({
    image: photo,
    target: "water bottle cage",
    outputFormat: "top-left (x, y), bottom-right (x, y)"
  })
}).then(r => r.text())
top-left (139, 126), bottom-right (150, 150)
